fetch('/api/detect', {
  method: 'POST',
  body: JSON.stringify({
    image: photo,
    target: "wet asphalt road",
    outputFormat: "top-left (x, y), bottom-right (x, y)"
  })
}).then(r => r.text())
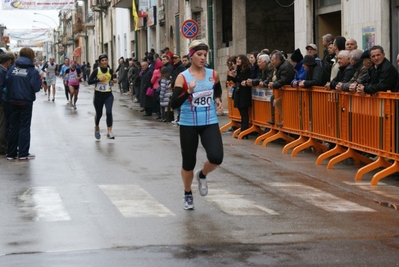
top-left (1, 78), bottom-right (399, 266)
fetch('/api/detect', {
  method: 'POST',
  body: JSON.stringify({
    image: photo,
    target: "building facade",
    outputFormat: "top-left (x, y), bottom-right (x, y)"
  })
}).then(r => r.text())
top-left (52, 0), bottom-right (398, 85)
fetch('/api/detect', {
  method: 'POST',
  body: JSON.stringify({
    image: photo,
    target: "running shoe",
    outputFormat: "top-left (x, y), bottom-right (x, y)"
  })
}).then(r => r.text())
top-left (183, 194), bottom-right (194, 210)
top-left (73, 105), bottom-right (77, 110)
top-left (52, 98), bottom-right (55, 102)
top-left (107, 132), bottom-right (115, 139)
top-left (95, 127), bottom-right (101, 140)
top-left (7, 156), bottom-right (17, 160)
top-left (19, 154), bottom-right (35, 160)
top-left (196, 170), bottom-right (208, 196)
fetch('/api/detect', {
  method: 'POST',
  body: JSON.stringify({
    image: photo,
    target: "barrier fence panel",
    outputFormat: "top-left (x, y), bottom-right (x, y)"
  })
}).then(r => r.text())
top-left (251, 86), bottom-right (273, 127)
top-left (280, 87), bottom-right (327, 155)
top-left (346, 94), bottom-right (382, 150)
top-left (309, 87), bottom-right (341, 142)
top-left (220, 83), bottom-right (241, 132)
top-left (279, 87), bottom-right (303, 132)
top-left (222, 83), bottom-right (399, 185)
top-left (259, 88), bottom-right (296, 146)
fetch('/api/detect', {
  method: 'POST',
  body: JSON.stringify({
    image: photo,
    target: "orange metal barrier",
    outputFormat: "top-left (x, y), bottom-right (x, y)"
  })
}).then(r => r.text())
top-left (220, 84), bottom-right (399, 185)
top-left (220, 83), bottom-right (254, 140)
top-left (220, 82), bottom-right (241, 133)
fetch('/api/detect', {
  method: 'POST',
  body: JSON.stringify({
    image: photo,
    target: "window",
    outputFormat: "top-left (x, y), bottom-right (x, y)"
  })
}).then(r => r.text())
top-left (318, 0), bottom-right (341, 7)
top-left (221, 0), bottom-right (232, 46)
top-left (193, 12), bottom-right (202, 40)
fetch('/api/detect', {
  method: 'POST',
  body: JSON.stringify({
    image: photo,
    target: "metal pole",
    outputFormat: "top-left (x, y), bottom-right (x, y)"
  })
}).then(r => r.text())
top-left (100, 11), bottom-right (104, 53)
top-left (207, 0), bottom-right (214, 69)
top-left (34, 12), bottom-right (58, 27)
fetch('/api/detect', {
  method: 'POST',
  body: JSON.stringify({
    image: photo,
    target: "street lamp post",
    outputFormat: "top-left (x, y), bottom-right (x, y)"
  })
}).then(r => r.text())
top-left (33, 20), bottom-right (54, 60)
top-left (33, 20), bottom-right (52, 28)
top-left (34, 13), bottom-right (58, 61)
top-left (33, 13), bottom-right (58, 27)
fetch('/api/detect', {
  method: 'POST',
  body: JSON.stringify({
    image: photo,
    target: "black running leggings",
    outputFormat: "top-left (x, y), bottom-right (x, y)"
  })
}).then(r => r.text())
top-left (64, 83), bottom-right (69, 100)
top-left (179, 123), bottom-right (224, 171)
top-left (93, 91), bottom-right (114, 127)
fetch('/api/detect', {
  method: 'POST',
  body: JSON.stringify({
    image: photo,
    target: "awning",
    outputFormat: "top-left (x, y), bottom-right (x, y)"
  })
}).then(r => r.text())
top-left (73, 46), bottom-right (81, 57)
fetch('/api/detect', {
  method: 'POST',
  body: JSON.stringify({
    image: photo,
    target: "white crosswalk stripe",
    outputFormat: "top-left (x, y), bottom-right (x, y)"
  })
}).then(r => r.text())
top-left (267, 182), bottom-right (376, 212)
top-left (206, 188), bottom-right (279, 215)
top-left (14, 182), bottom-right (379, 223)
top-left (343, 181), bottom-right (399, 199)
top-left (99, 185), bottom-right (175, 217)
top-left (17, 187), bottom-right (71, 221)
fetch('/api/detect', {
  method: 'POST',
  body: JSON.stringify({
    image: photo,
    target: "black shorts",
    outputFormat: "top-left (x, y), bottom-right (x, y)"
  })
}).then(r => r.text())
top-left (69, 85), bottom-right (80, 90)
top-left (179, 123), bottom-right (223, 171)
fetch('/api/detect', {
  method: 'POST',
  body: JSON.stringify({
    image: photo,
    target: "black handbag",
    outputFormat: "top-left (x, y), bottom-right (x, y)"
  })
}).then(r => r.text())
top-left (232, 83), bottom-right (240, 100)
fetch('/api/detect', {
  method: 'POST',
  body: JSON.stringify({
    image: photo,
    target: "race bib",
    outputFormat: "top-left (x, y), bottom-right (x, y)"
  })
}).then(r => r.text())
top-left (97, 82), bottom-right (109, 91)
top-left (192, 90), bottom-right (214, 107)
top-left (69, 72), bottom-right (77, 80)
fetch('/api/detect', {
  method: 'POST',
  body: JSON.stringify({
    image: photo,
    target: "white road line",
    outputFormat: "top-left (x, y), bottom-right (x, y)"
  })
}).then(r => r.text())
top-left (343, 181), bottom-right (387, 186)
top-left (343, 182), bottom-right (399, 199)
top-left (99, 185), bottom-right (175, 217)
top-left (206, 188), bottom-right (279, 215)
top-left (18, 187), bottom-right (71, 221)
top-left (267, 182), bottom-right (376, 212)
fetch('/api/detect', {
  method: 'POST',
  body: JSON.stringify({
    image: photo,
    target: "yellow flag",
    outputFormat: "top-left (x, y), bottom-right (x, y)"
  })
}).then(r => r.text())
top-left (132, 0), bottom-right (139, 31)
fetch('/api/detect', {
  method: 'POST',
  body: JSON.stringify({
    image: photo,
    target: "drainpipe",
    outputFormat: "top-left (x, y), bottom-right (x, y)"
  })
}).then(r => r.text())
top-left (135, 30), bottom-right (138, 60)
top-left (85, 1), bottom-right (89, 64)
top-left (110, 9), bottom-right (114, 68)
top-left (100, 12), bottom-right (104, 53)
top-left (207, 0), bottom-right (214, 69)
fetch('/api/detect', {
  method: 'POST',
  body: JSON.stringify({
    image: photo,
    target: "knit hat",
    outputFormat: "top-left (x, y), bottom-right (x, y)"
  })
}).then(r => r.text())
top-left (302, 55), bottom-right (317, 66)
top-left (334, 36), bottom-right (346, 51)
top-left (290, 48), bottom-right (303, 63)
top-left (361, 49), bottom-right (370, 59)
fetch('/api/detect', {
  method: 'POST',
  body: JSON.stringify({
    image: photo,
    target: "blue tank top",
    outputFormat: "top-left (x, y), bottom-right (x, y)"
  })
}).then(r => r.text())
top-left (179, 68), bottom-right (218, 126)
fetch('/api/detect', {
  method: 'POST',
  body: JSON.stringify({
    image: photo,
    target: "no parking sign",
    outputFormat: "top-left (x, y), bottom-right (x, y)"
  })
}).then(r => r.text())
top-left (181, 20), bottom-right (199, 39)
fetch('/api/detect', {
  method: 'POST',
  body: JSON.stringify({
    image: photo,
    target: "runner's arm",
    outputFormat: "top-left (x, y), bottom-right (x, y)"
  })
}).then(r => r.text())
top-left (88, 68), bottom-right (100, 85)
top-left (170, 73), bottom-right (190, 109)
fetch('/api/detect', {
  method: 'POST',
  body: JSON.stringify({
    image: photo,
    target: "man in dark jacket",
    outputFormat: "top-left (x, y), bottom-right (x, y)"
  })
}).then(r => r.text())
top-left (170, 54), bottom-right (186, 87)
top-left (169, 54), bottom-right (186, 123)
top-left (161, 55), bottom-right (174, 75)
top-left (247, 54), bottom-right (273, 87)
top-left (299, 55), bottom-right (329, 88)
top-left (116, 57), bottom-right (128, 93)
top-left (325, 50), bottom-right (355, 90)
top-left (182, 55), bottom-right (191, 69)
top-left (356, 45), bottom-right (398, 95)
top-left (5, 48), bottom-right (41, 160)
top-left (139, 61), bottom-right (153, 116)
top-left (0, 53), bottom-right (15, 155)
top-left (128, 59), bottom-right (140, 101)
top-left (340, 49), bottom-right (368, 92)
top-left (163, 47), bottom-right (174, 66)
top-left (267, 51), bottom-right (295, 126)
